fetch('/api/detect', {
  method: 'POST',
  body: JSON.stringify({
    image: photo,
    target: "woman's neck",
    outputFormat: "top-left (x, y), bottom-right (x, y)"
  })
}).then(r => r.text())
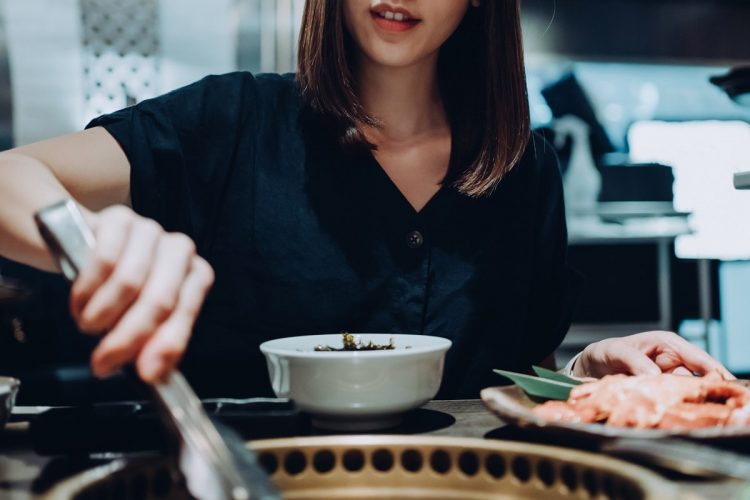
top-left (356, 53), bottom-right (447, 142)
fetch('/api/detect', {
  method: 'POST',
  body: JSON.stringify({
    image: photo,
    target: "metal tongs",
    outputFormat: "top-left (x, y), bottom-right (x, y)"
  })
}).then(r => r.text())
top-left (34, 200), bottom-right (280, 500)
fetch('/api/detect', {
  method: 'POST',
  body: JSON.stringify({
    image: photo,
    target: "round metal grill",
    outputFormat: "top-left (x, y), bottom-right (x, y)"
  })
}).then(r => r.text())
top-left (43, 436), bottom-right (677, 499)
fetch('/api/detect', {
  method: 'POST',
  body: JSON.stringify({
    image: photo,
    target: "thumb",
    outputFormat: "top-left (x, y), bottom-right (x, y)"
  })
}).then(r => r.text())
top-left (613, 345), bottom-right (662, 376)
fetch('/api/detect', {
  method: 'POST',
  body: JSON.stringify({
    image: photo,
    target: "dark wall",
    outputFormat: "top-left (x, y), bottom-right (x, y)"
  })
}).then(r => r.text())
top-left (522, 0), bottom-right (750, 63)
top-left (569, 244), bottom-right (721, 326)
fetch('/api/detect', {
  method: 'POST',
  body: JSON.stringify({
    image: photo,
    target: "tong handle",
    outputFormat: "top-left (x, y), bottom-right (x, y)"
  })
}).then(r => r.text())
top-left (34, 200), bottom-right (95, 281)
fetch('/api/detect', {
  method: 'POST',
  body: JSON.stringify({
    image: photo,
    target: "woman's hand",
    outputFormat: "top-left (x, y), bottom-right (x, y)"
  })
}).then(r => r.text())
top-left (573, 330), bottom-right (734, 380)
top-left (69, 205), bottom-right (214, 382)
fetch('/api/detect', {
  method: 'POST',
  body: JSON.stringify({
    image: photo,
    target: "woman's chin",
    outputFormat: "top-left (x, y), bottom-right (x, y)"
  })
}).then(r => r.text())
top-left (361, 45), bottom-right (432, 70)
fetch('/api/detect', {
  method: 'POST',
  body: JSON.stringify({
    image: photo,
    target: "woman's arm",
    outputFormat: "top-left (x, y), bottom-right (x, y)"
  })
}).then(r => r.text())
top-left (0, 127), bottom-right (129, 270)
top-left (0, 127), bottom-right (213, 381)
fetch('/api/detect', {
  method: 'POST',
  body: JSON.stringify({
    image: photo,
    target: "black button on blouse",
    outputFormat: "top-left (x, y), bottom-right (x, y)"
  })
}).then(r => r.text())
top-left (87, 72), bottom-right (581, 399)
top-left (406, 230), bottom-right (424, 249)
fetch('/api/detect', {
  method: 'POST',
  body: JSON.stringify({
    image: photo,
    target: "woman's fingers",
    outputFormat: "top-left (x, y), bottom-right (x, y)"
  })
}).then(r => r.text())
top-left (669, 366), bottom-right (694, 376)
top-left (70, 206), bottom-right (133, 326)
top-left (607, 343), bottom-right (662, 376)
top-left (651, 350), bottom-right (685, 373)
top-left (136, 256), bottom-right (215, 381)
top-left (650, 331), bottom-right (735, 380)
top-left (579, 340), bottom-right (662, 378)
top-left (90, 232), bottom-right (195, 377)
top-left (77, 218), bottom-right (161, 332)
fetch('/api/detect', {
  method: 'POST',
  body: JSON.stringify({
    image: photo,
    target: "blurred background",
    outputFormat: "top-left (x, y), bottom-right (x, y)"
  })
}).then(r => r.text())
top-left (0, 0), bottom-right (749, 402)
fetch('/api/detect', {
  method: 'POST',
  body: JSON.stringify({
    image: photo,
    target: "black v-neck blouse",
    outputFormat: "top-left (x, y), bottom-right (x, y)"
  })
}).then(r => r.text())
top-left (87, 72), bottom-right (581, 399)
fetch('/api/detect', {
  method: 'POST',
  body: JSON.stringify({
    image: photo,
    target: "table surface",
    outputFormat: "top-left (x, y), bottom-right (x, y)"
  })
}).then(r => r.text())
top-left (1, 399), bottom-right (746, 499)
top-left (567, 216), bottom-right (692, 245)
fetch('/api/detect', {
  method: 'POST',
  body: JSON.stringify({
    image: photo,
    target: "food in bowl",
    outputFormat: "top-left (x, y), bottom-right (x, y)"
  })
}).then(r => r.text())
top-left (260, 333), bottom-right (451, 430)
top-left (313, 332), bottom-right (397, 351)
top-left (533, 373), bottom-right (750, 429)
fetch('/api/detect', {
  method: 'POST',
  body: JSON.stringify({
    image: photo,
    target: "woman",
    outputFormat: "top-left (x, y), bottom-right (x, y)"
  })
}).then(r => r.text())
top-left (0, 0), bottom-right (731, 398)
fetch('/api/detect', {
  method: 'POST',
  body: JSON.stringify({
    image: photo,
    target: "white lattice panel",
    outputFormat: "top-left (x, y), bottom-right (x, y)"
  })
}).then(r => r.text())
top-left (80, 0), bottom-right (160, 121)
top-left (5, 0), bottom-right (245, 144)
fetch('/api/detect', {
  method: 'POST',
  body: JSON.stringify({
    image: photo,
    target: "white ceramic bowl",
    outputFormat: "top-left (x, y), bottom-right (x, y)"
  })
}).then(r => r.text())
top-left (259, 334), bottom-right (451, 430)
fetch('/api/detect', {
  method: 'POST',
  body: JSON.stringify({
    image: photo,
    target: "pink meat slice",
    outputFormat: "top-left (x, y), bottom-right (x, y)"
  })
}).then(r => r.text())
top-left (531, 373), bottom-right (750, 429)
top-left (659, 403), bottom-right (732, 429)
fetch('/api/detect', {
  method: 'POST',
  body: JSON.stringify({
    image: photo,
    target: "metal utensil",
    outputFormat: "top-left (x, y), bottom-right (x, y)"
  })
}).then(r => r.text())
top-left (34, 200), bottom-right (280, 500)
top-left (603, 437), bottom-right (750, 480)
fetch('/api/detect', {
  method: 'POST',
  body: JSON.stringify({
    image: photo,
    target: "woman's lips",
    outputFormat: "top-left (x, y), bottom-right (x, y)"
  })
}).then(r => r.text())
top-left (370, 11), bottom-right (420, 32)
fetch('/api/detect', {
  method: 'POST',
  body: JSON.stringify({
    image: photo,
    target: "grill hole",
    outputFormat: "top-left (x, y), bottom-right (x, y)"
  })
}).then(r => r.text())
top-left (561, 464), bottom-right (578, 491)
top-left (603, 475), bottom-right (616, 498)
top-left (621, 480), bottom-right (644, 500)
top-left (152, 467), bottom-right (172, 497)
top-left (485, 453), bottom-right (506, 479)
top-left (132, 474), bottom-right (148, 498)
top-left (458, 451), bottom-right (479, 476)
top-left (584, 469), bottom-right (599, 497)
top-left (511, 456), bottom-right (531, 482)
top-left (107, 481), bottom-right (126, 500)
top-left (401, 449), bottom-right (423, 472)
top-left (284, 451), bottom-right (307, 476)
top-left (342, 449), bottom-right (365, 472)
top-left (372, 449), bottom-right (394, 472)
top-left (174, 473), bottom-right (188, 495)
top-left (113, 479), bottom-right (127, 500)
top-left (430, 449), bottom-right (452, 474)
top-left (259, 452), bottom-right (279, 475)
top-left (108, 482), bottom-right (121, 499)
top-left (313, 450), bottom-right (336, 474)
top-left (536, 460), bottom-right (555, 487)
top-left (98, 483), bottom-right (110, 499)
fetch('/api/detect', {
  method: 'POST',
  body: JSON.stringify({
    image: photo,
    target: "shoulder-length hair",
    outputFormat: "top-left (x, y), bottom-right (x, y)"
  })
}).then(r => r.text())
top-left (297, 0), bottom-right (530, 197)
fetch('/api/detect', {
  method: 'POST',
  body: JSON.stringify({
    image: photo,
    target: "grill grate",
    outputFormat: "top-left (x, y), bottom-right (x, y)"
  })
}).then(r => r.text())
top-left (44, 436), bottom-right (676, 499)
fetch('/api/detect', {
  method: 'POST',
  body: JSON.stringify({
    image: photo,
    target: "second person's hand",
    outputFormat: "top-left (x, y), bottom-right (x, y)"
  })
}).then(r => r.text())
top-left (68, 205), bottom-right (214, 382)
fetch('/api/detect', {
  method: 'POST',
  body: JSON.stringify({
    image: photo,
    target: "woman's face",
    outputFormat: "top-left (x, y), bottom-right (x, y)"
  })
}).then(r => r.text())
top-left (343, 0), bottom-right (472, 68)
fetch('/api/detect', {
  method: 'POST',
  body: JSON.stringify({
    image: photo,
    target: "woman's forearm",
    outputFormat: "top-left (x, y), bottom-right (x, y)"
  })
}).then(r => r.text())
top-left (0, 152), bottom-right (78, 271)
top-left (0, 128), bottom-right (132, 271)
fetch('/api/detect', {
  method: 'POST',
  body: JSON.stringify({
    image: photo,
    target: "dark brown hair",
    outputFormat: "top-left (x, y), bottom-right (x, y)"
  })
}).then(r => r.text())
top-left (297, 0), bottom-right (530, 197)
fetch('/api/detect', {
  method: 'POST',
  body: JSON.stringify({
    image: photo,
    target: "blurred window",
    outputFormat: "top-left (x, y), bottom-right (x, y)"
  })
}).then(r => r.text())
top-left (629, 120), bottom-right (750, 260)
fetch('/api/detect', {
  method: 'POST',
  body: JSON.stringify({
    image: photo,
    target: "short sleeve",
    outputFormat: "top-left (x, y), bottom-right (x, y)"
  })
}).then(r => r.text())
top-left (85, 72), bottom-right (259, 246)
top-left (522, 136), bottom-right (583, 363)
